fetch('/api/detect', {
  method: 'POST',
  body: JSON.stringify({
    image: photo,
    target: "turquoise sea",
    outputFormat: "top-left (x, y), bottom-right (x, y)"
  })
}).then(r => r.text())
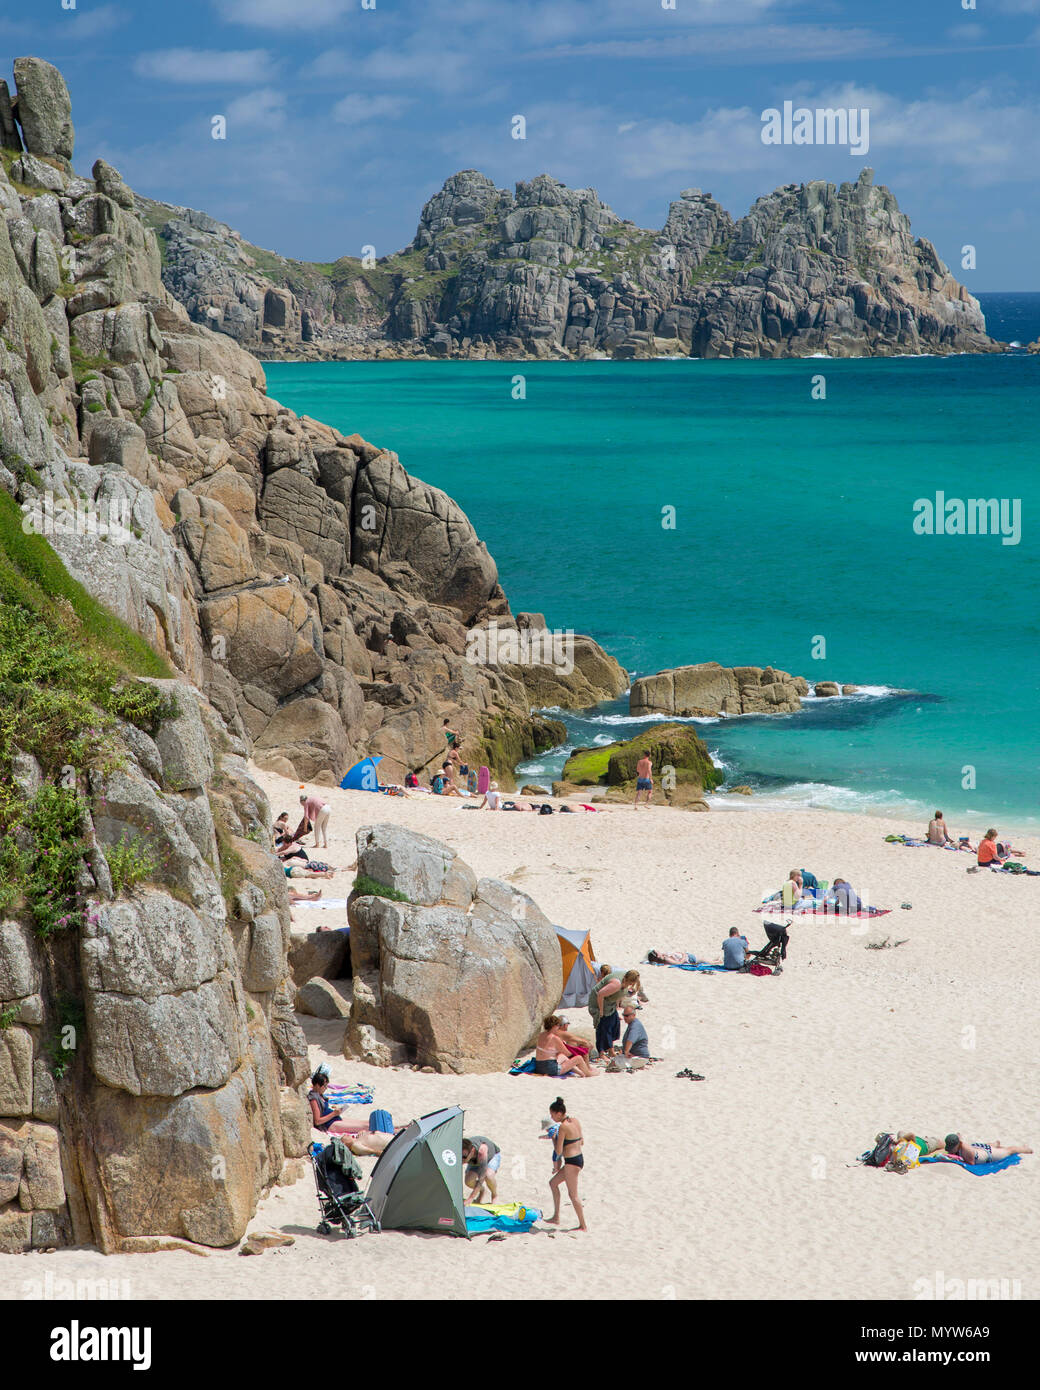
top-left (265, 327), bottom-right (1040, 832)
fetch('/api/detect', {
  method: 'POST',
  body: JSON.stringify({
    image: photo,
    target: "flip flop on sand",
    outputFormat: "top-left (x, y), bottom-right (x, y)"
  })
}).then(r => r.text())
top-left (675, 1069), bottom-right (705, 1081)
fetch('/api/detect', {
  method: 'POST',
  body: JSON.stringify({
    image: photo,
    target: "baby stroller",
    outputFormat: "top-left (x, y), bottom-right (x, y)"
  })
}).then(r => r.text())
top-left (749, 919), bottom-right (790, 975)
top-left (310, 1140), bottom-right (380, 1238)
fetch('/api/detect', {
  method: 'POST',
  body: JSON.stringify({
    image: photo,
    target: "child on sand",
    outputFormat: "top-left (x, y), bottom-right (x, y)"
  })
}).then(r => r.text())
top-left (547, 1097), bottom-right (587, 1232)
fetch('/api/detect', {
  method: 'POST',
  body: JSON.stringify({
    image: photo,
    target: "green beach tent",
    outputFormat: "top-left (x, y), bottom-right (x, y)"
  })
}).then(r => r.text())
top-left (364, 1106), bottom-right (469, 1238)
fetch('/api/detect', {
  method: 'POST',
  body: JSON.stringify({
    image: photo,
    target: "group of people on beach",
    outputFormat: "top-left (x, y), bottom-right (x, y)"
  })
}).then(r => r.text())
top-left (925, 811), bottom-right (1026, 868)
top-left (307, 1068), bottom-right (589, 1230)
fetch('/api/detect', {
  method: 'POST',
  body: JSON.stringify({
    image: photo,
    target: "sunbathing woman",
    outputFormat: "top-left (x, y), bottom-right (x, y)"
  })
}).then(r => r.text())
top-left (647, 949), bottom-right (700, 965)
top-left (944, 1134), bottom-right (1033, 1165)
top-left (307, 1072), bottom-right (401, 1152)
top-left (534, 1015), bottom-right (598, 1077)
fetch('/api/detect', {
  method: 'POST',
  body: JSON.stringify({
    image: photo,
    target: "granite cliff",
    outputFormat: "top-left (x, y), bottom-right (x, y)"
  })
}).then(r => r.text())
top-left (0, 56), bottom-right (624, 1254)
top-left (147, 168), bottom-right (996, 361)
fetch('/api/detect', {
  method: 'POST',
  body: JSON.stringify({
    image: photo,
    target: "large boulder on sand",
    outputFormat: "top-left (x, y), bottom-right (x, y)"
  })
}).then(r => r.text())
top-left (345, 825), bottom-right (562, 1072)
top-left (630, 661), bottom-right (807, 717)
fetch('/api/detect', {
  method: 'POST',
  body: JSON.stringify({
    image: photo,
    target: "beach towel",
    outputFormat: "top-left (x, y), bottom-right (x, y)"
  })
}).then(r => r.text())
top-left (509, 1057), bottom-right (577, 1077)
top-left (753, 903), bottom-right (891, 918)
top-left (326, 1085), bottom-right (373, 1106)
top-left (669, 962), bottom-right (729, 972)
top-left (465, 1202), bottom-right (540, 1234)
top-left (921, 1154), bottom-right (1023, 1176)
top-left (293, 899), bottom-right (350, 910)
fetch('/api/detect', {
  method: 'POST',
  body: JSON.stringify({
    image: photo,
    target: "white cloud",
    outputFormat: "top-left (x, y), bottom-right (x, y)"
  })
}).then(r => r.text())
top-left (213, 0), bottom-right (356, 28)
top-left (333, 94), bottom-right (411, 124)
top-left (134, 48), bottom-right (274, 85)
top-left (226, 88), bottom-right (287, 132)
top-left (303, 48), bottom-right (350, 80)
top-left (63, 4), bottom-right (129, 39)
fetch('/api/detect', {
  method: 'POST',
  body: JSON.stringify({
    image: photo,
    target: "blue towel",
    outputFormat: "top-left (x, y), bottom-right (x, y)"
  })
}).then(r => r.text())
top-left (509, 1058), bottom-right (536, 1075)
top-left (368, 1108), bottom-right (394, 1134)
top-left (669, 962), bottom-right (728, 973)
top-left (921, 1154), bottom-right (1023, 1176)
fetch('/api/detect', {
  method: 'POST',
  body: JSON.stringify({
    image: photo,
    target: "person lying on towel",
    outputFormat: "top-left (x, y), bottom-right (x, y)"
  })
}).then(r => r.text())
top-left (944, 1134), bottom-right (1033, 1165)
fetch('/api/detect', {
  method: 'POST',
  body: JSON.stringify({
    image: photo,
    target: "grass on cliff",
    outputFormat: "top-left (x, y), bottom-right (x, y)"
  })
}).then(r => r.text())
top-left (0, 487), bottom-right (173, 933)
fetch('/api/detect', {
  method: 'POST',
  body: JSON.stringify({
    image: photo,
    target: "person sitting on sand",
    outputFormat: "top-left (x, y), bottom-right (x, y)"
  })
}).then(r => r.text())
top-left (477, 780), bottom-right (502, 810)
top-left (618, 1005), bottom-right (650, 1070)
top-left (831, 878), bottom-right (863, 914)
top-left (634, 752), bottom-right (653, 807)
top-left (547, 1098), bottom-right (587, 1232)
top-left (534, 1015), bottom-right (598, 1077)
top-left (927, 810), bottom-right (958, 847)
top-left (307, 1071), bottom-right (402, 1150)
top-left (944, 1133), bottom-right (1033, 1165)
top-left (721, 927), bottom-right (749, 970)
top-left (977, 829), bottom-right (1007, 868)
top-left (437, 763), bottom-right (463, 796)
top-left (781, 869), bottom-right (808, 911)
top-left (461, 1136), bottom-right (501, 1204)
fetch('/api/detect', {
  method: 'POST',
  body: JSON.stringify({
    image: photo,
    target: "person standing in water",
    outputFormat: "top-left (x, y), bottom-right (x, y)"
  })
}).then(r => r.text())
top-left (546, 1098), bottom-right (587, 1232)
top-left (634, 752), bottom-right (653, 807)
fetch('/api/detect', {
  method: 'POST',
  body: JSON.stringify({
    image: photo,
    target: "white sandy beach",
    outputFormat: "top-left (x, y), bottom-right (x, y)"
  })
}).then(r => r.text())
top-left (2, 770), bottom-right (1037, 1303)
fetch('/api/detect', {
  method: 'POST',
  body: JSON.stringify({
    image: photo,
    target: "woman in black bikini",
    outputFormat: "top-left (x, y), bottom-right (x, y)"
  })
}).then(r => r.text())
top-left (547, 1098), bottom-right (587, 1232)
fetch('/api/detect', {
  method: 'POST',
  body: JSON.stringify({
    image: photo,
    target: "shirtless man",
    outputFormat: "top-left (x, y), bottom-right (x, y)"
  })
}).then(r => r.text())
top-left (944, 1134), bottom-right (1033, 1165)
top-left (634, 752), bottom-right (653, 807)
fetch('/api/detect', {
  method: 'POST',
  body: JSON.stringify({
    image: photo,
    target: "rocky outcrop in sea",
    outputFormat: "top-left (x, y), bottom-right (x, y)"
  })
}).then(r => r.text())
top-left (148, 168), bottom-right (997, 362)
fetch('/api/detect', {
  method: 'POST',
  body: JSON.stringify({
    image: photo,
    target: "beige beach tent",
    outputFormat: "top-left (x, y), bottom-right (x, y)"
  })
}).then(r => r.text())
top-left (557, 925), bottom-right (598, 1008)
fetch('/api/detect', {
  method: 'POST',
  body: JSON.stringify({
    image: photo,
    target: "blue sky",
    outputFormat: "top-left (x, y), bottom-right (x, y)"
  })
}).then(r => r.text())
top-left (3, 0), bottom-right (1039, 288)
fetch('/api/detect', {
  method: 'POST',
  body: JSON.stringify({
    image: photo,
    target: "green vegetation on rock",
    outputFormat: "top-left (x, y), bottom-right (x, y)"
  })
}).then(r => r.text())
top-left (0, 487), bottom-right (173, 934)
top-left (352, 873), bottom-right (411, 904)
top-left (561, 723), bottom-right (724, 802)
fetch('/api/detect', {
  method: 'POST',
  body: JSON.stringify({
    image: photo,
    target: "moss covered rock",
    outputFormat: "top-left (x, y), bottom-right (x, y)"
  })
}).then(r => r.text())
top-left (562, 723), bottom-right (722, 802)
top-left (475, 711), bottom-right (566, 791)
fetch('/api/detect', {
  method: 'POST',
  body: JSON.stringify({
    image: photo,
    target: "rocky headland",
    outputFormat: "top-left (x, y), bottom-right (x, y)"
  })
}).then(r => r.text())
top-left (145, 168), bottom-right (998, 362)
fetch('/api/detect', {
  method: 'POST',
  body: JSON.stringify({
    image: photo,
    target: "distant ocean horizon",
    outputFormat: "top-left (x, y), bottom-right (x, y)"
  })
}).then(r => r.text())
top-left (265, 295), bottom-right (1040, 831)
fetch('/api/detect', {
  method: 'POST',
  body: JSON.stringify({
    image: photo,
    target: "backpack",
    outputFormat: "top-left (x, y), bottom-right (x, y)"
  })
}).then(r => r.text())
top-left (860, 1132), bottom-right (895, 1167)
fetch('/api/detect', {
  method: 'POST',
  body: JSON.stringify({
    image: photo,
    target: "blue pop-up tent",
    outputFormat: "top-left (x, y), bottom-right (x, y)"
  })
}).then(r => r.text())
top-left (340, 756), bottom-right (382, 792)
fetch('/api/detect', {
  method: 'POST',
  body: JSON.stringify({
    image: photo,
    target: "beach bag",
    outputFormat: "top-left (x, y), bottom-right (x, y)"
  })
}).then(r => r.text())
top-left (368, 1109), bottom-right (394, 1134)
top-left (885, 1139), bottom-right (921, 1174)
top-left (860, 1133), bottom-right (895, 1167)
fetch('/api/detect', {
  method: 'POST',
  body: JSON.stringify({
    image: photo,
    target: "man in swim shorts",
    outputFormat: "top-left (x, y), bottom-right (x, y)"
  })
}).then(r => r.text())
top-left (462, 1136), bottom-right (501, 1203)
top-left (634, 752), bottom-right (653, 807)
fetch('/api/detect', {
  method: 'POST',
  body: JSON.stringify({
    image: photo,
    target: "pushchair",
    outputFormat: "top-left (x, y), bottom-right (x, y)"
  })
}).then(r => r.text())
top-left (310, 1140), bottom-right (380, 1238)
top-left (748, 919), bottom-right (790, 975)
